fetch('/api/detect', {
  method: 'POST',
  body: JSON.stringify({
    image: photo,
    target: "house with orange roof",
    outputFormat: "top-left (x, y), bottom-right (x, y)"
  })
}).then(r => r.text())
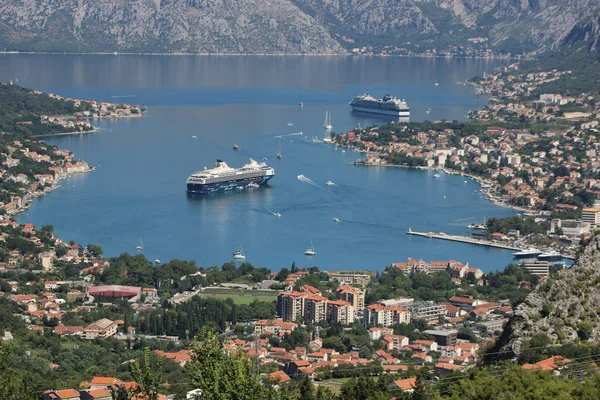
top-left (414, 340), bottom-right (438, 353)
top-left (393, 377), bottom-right (417, 392)
top-left (522, 356), bottom-right (572, 374)
top-left (89, 376), bottom-right (122, 390)
top-left (54, 324), bottom-right (84, 337)
top-left (383, 364), bottom-right (412, 374)
top-left (434, 362), bottom-right (464, 375)
top-left (444, 303), bottom-right (467, 318)
top-left (454, 353), bottom-right (476, 364)
top-left (449, 296), bottom-right (486, 311)
top-left (285, 360), bottom-right (311, 380)
top-left (268, 347), bottom-right (287, 357)
top-left (80, 389), bottom-right (112, 400)
top-left (153, 349), bottom-right (192, 367)
top-left (44, 389), bottom-right (81, 400)
top-left (294, 346), bottom-right (307, 359)
top-left (411, 353), bottom-right (432, 364)
top-left (457, 342), bottom-right (479, 354)
top-left (307, 351), bottom-right (328, 362)
top-left (268, 370), bottom-right (291, 385)
top-left (374, 350), bottom-right (399, 364)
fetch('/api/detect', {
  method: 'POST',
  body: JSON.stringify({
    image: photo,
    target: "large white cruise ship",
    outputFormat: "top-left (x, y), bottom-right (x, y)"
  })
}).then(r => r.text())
top-left (186, 159), bottom-right (275, 194)
top-left (350, 93), bottom-right (410, 117)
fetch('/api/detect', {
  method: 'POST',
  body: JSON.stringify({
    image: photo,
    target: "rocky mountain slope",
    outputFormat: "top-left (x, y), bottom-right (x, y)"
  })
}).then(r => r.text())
top-left (497, 235), bottom-right (600, 356)
top-left (293, 0), bottom-right (600, 52)
top-left (0, 0), bottom-right (344, 54)
top-left (0, 0), bottom-right (600, 54)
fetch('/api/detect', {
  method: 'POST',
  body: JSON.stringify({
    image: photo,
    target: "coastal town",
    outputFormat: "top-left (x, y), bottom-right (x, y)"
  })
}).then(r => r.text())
top-left (0, 204), bottom-right (553, 398)
top-left (329, 64), bottom-right (600, 261)
top-left (0, 82), bottom-right (145, 217)
top-left (0, 57), bottom-right (595, 400)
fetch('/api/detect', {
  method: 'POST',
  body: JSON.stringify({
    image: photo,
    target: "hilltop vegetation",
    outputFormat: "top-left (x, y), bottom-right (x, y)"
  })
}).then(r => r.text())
top-left (0, 84), bottom-right (92, 138)
top-left (486, 234), bottom-right (600, 363)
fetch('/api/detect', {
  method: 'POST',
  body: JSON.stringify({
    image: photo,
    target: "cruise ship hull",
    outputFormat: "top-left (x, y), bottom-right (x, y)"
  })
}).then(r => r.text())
top-left (537, 253), bottom-right (563, 262)
top-left (187, 174), bottom-right (274, 194)
top-left (350, 105), bottom-right (410, 117)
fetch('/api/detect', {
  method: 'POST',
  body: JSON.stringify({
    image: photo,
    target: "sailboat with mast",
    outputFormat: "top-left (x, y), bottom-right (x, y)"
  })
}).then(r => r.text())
top-left (304, 239), bottom-right (316, 256)
top-left (233, 244), bottom-right (246, 260)
top-left (276, 136), bottom-right (282, 159)
top-left (136, 238), bottom-right (144, 251)
top-left (324, 112), bottom-right (333, 130)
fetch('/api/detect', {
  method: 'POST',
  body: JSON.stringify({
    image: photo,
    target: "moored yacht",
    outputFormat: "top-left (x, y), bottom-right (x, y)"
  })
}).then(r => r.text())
top-left (304, 239), bottom-right (316, 256)
top-left (513, 248), bottom-right (542, 258)
top-left (537, 251), bottom-right (563, 261)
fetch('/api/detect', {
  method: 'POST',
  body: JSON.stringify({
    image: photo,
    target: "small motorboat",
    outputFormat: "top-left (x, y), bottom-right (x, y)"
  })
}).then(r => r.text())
top-left (433, 174), bottom-right (441, 178)
top-left (287, 122), bottom-right (294, 126)
top-left (333, 218), bottom-right (340, 222)
top-left (247, 182), bottom-right (259, 189)
top-left (325, 180), bottom-right (334, 186)
top-left (233, 144), bottom-right (240, 150)
top-left (274, 212), bottom-right (281, 217)
top-left (192, 135), bottom-right (197, 139)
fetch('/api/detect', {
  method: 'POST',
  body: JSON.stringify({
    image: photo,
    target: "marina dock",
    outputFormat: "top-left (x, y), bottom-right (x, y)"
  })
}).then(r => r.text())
top-left (406, 229), bottom-right (522, 251)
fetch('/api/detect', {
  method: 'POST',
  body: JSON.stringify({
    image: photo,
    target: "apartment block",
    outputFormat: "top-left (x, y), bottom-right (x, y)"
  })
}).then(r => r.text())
top-left (327, 300), bottom-right (354, 325)
top-left (336, 284), bottom-right (365, 311)
top-left (277, 291), bottom-right (306, 322)
top-left (304, 295), bottom-right (328, 323)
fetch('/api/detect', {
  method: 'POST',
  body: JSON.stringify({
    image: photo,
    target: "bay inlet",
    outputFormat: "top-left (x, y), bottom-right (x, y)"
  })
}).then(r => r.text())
top-left (0, 54), bottom-right (518, 272)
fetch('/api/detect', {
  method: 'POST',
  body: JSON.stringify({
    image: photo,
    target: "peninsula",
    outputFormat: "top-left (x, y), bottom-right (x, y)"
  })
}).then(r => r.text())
top-left (0, 83), bottom-right (144, 214)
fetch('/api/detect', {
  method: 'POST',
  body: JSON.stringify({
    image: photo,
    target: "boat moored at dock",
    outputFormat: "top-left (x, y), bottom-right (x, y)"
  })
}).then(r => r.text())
top-left (513, 248), bottom-right (542, 259)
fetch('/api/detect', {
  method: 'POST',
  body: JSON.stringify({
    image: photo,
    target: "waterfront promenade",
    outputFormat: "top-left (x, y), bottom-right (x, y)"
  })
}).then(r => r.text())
top-left (407, 229), bottom-right (577, 260)
top-left (407, 229), bottom-right (522, 251)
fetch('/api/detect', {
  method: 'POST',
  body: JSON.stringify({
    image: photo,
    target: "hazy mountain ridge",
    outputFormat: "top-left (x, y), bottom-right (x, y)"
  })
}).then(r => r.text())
top-left (0, 0), bottom-right (600, 53)
top-left (0, 0), bottom-right (345, 54)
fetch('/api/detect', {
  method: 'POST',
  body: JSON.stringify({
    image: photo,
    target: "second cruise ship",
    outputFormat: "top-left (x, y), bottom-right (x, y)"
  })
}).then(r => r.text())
top-left (350, 93), bottom-right (410, 117)
top-left (186, 159), bottom-right (275, 194)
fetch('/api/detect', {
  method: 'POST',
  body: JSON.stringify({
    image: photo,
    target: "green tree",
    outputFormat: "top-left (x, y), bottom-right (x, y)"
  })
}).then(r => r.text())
top-left (189, 329), bottom-right (264, 400)
top-left (87, 244), bottom-right (104, 257)
top-left (128, 348), bottom-right (163, 400)
top-left (0, 342), bottom-right (36, 400)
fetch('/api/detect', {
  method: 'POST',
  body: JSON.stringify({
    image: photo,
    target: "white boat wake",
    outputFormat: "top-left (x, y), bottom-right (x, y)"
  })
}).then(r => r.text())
top-left (297, 174), bottom-right (321, 188)
top-left (281, 132), bottom-right (303, 137)
top-left (266, 208), bottom-right (281, 217)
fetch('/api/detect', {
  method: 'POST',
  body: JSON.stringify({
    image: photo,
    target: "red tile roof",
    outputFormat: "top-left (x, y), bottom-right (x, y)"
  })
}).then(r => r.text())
top-left (394, 377), bottom-right (417, 391)
top-left (55, 389), bottom-right (80, 398)
top-left (268, 370), bottom-right (291, 384)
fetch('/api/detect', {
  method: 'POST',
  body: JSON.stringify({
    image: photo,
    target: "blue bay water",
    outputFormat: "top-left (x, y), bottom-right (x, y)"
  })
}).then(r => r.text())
top-left (0, 54), bottom-right (517, 272)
